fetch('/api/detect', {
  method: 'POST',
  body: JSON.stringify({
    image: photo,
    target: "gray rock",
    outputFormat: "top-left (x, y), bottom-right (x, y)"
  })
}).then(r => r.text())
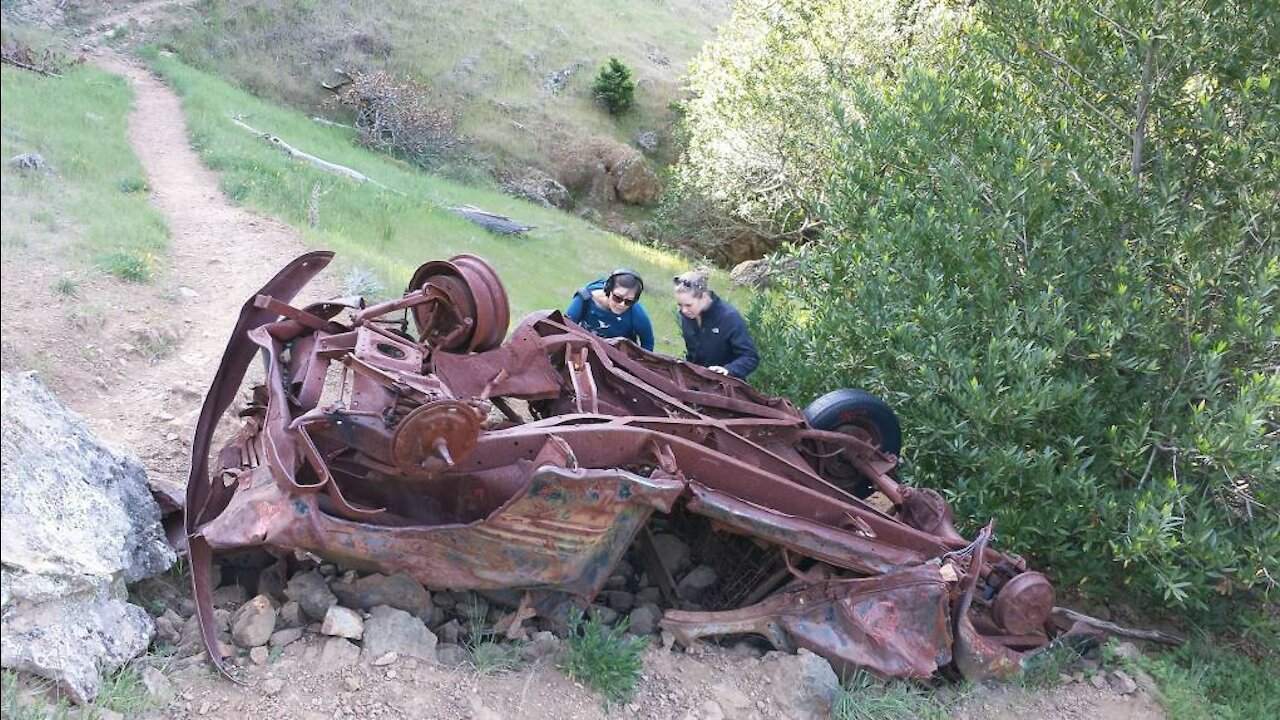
top-left (257, 564), bottom-right (288, 602)
top-left (588, 604), bottom-right (619, 626)
top-left (604, 590), bottom-right (635, 612)
top-left (762, 649), bottom-right (840, 719)
top-left (269, 627), bottom-right (304, 648)
top-left (635, 587), bottom-right (662, 606)
top-left (9, 153), bottom-right (48, 172)
top-left (372, 651), bottom-right (398, 666)
top-left (231, 595), bottom-right (277, 648)
top-left (316, 637), bottom-right (360, 672)
top-left (651, 534), bottom-right (691, 575)
top-left (211, 584), bottom-right (247, 608)
top-left (249, 646), bottom-right (270, 665)
top-left (1112, 641), bottom-right (1142, 661)
top-left (543, 61), bottom-right (584, 94)
top-left (155, 610), bottom-right (182, 646)
top-left (262, 677), bottom-right (285, 696)
top-left (140, 666), bottom-right (174, 705)
top-left (676, 565), bottom-right (718, 600)
top-left (435, 618), bottom-right (462, 645)
top-left (329, 572), bottom-right (433, 623)
top-left (519, 630), bottom-right (561, 662)
top-left (634, 130), bottom-right (660, 153)
top-left (435, 643), bottom-right (470, 667)
top-left (1109, 669), bottom-right (1138, 695)
top-left (0, 372), bottom-right (172, 703)
top-left (285, 570), bottom-right (337, 621)
top-left (278, 600), bottom-right (305, 628)
top-left (361, 605), bottom-right (438, 663)
top-left (729, 258), bottom-right (771, 289)
top-left (627, 605), bottom-right (659, 635)
top-left (320, 606), bottom-right (364, 639)
top-left (503, 167), bottom-right (571, 209)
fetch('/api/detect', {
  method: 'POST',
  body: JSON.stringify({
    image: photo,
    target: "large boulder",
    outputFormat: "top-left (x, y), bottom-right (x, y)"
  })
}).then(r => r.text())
top-left (1, 371), bottom-right (175, 703)
top-left (503, 167), bottom-right (571, 209)
top-left (760, 649), bottom-right (841, 719)
top-left (556, 140), bottom-right (663, 208)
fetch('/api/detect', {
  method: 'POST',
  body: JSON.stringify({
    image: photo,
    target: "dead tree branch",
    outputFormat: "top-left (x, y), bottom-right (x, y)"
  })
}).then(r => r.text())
top-left (1053, 607), bottom-right (1186, 645)
top-left (230, 115), bottom-right (395, 192)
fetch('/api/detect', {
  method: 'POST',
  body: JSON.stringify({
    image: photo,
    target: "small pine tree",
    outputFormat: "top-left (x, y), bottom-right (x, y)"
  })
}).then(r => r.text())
top-left (592, 57), bottom-right (636, 115)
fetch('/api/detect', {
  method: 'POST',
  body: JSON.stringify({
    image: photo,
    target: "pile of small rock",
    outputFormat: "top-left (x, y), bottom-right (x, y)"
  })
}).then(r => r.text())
top-left (140, 528), bottom-right (727, 676)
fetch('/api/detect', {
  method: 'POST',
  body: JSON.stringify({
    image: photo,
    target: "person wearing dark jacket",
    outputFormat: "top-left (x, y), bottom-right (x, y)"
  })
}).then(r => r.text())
top-left (673, 270), bottom-right (759, 380)
top-left (565, 269), bottom-right (655, 351)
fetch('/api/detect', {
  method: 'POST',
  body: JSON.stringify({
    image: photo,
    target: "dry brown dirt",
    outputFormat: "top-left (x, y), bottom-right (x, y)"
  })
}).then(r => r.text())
top-left (0, 6), bottom-right (1170, 719)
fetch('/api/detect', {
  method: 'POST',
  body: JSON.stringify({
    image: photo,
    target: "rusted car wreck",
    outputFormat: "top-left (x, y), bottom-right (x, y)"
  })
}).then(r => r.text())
top-left (187, 251), bottom-right (1062, 681)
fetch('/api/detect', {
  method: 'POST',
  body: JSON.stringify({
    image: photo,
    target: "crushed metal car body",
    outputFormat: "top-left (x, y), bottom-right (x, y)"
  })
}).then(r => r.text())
top-left (186, 250), bottom-right (1067, 681)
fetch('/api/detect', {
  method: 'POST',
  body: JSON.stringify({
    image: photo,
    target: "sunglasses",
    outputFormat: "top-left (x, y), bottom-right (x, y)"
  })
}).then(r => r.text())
top-left (610, 291), bottom-right (637, 307)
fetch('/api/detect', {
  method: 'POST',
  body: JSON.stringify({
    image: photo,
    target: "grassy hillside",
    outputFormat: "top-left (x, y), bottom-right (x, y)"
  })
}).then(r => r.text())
top-left (156, 0), bottom-right (729, 177)
top-left (146, 51), bottom-right (740, 353)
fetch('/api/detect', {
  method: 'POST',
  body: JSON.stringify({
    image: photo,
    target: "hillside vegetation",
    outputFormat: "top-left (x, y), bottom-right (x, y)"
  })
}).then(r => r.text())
top-left (682, 0), bottom-right (1279, 623)
top-left (155, 0), bottom-right (728, 187)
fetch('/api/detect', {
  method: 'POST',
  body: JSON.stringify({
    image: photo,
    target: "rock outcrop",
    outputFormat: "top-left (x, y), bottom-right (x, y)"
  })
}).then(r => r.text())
top-left (1, 371), bottom-right (174, 703)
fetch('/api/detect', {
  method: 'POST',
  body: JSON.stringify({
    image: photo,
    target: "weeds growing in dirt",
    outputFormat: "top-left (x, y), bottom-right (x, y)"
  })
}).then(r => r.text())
top-left (832, 670), bottom-right (947, 720)
top-left (1, 670), bottom-right (73, 720)
top-left (1019, 639), bottom-right (1086, 689)
top-left (118, 176), bottom-right (150, 194)
top-left (463, 602), bottom-right (522, 675)
top-left (101, 248), bottom-right (156, 282)
top-left (52, 276), bottom-right (79, 297)
top-left (560, 608), bottom-right (647, 708)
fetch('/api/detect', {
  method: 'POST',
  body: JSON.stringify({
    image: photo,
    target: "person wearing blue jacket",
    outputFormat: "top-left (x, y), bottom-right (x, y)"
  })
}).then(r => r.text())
top-left (673, 269), bottom-right (759, 380)
top-left (565, 269), bottom-right (655, 351)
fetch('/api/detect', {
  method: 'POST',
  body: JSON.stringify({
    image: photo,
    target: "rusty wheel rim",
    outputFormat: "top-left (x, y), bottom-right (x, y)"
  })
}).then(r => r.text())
top-left (450, 253), bottom-right (510, 352)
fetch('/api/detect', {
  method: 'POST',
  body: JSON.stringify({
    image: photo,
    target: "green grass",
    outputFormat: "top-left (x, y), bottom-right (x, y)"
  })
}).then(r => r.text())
top-left (144, 51), bottom-right (744, 352)
top-left (1132, 637), bottom-right (1280, 720)
top-left (1, 49), bottom-right (168, 282)
top-left (832, 671), bottom-right (948, 720)
top-left (2, 663), bottom-right (157, 720)
top-left (158, 0), bottom-right (726, 174)
top-left (560, 608), bottom-right (647, 708)
top-left (463, 604), bottom-right (523, 675)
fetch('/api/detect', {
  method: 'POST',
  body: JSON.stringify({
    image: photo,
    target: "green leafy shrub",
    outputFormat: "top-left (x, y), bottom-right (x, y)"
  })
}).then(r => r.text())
top-left (591, 58), bottom-right (636, 115)
top-left (560, 608), bottom-right (647, 707)
top-left (750, 0), bottom-right (1278, 619)
top-left (100, 248), bottom-right (156, 282)
top-left (118, 176), bottom-right (149, 194)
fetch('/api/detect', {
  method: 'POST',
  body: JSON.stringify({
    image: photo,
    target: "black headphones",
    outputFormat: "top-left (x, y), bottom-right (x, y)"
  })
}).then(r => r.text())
top-left (603, 268), bottom-right (644, 301)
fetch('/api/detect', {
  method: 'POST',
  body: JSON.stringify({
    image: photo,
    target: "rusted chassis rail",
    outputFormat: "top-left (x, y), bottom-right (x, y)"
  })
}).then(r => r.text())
top-left (186, 251), bottom-right (1059, 682)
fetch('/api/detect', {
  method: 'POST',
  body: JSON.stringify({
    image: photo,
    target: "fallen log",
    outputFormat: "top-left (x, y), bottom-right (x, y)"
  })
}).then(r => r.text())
top-left (311, 116), bottom-right (353, 130)
top-left (1052, 607), bottom-right (1186, 645)
top-left (230, 115), bottom-right (389, 189)
top-left (451, 205), bottom-right (535, 235)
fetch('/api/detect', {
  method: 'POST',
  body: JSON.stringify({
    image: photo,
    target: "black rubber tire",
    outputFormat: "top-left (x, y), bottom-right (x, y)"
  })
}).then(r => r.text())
top-left (804, 389), bottom-right (902, 457)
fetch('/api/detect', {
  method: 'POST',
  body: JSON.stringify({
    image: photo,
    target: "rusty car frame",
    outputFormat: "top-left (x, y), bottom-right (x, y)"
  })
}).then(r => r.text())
top-left (186, 250), bottom-right (1066, 681)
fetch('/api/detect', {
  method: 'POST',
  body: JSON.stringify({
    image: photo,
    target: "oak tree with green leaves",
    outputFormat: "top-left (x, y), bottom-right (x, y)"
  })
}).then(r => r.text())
top-left (684, 0), bottom-right (1279, 620)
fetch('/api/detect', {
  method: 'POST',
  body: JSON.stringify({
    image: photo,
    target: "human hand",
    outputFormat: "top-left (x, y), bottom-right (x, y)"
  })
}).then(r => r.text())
top-left (708, 366), bottom-right (729, 375)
